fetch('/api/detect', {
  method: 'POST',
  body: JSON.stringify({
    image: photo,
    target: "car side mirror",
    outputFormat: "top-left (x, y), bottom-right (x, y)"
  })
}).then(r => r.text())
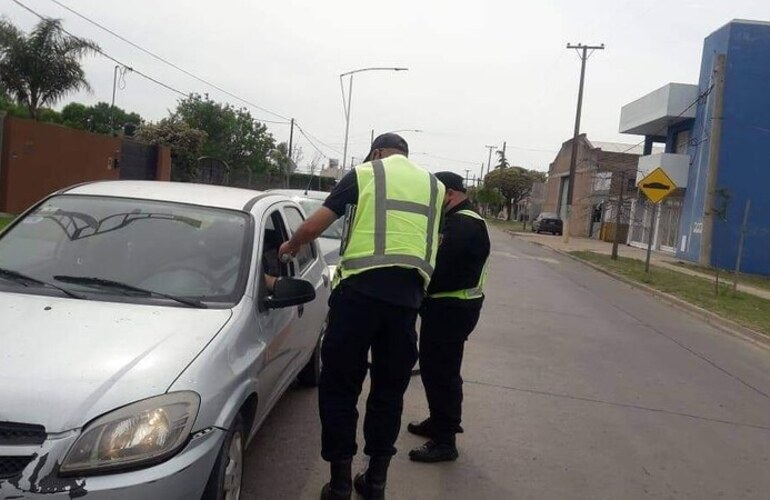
top-left (264, 277), bottom-right (316, 309)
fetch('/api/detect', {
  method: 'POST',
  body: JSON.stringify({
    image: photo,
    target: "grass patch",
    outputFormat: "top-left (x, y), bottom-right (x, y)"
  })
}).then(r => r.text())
top-left (0, 216), bottom-right (13, 232)
top-left (571, 251), bottom-right (770, 333)
top-left (485, 218), bottom-right (531, 233)
top-left (672, 261), bottom-right (770, 293)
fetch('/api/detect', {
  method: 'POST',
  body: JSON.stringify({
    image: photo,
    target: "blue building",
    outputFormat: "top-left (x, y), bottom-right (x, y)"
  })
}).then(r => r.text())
top-left (619, 20), bottom-right (770, 276)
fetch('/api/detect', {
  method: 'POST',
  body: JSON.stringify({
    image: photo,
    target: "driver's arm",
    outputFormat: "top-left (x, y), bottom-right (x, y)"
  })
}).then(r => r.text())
top-left (264, 274), bottom-right (278, 292)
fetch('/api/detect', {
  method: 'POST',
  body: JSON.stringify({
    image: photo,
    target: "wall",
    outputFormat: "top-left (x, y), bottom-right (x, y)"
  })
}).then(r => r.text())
top-left (0, 116), bottom-right (120, 213)
top-left (677, 20), bottom-right (770, 275)
top-left (0, 117), bottom-right (172, 214)
top-left (544, 136), bottom-right (642, 237)
top-left (543, 135), bottom-right (595, 236)
top-left (711, 22), bottom-right (770, 275)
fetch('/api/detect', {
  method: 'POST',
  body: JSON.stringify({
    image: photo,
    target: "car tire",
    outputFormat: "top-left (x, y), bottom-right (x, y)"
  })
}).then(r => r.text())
top-left (298, 326), bottom-right (324, 387)
top-left (202, 414), bottom-right (245, 500)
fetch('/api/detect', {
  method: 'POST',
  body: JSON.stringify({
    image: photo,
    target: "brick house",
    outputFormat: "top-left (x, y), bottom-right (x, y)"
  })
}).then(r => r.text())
top-left (543, 134), bottom-right (652, 238)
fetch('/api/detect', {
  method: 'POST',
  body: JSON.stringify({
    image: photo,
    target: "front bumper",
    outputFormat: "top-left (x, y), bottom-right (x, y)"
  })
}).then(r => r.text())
top-left (0, 427), bottom-right (224, 499)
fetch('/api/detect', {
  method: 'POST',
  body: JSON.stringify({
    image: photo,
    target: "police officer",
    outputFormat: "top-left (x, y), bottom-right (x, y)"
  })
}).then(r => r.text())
top-left (407, 171), bottom-right (491, 463)
top-left (278, 133), bottom-right (444, 500)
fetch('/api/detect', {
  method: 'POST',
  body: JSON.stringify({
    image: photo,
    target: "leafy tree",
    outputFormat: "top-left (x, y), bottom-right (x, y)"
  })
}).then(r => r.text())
top-left (0, 18), bottom-right (99, 120)
top-left (484, 167), bottom-right (545, 220)
top-left (0, 81), bottom-right (62, 122)
top-left (174, 93), bottom-right (276, 174)
top-left (61, 101), bottom-right (142, 135)
top-left (136, 118), bottom-right (207, 181)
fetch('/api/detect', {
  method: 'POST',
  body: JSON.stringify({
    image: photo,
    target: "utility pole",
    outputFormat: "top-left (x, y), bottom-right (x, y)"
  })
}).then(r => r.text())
top-left (479, 162), bottom-right (485, 185)
top-left (501, 141), bottom-right (507, 167)
top-left (287, 118), bottom-right (295, 188)
top-left (563, 42), bottom-right (605, 243)
top-left (485, 145), bottom-right (496, 177)
top-left (371, 129), bottom-right (375, 146)
top-left (700, 54), bottom-right (726, 266)
top-left (464, 169), bottom-right (471, 185)
top-left (611, 169), bottom-right (628, 260)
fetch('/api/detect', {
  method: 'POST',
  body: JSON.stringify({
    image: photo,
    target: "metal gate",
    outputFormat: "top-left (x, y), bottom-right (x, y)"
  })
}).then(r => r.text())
top-left (120, 140), bottom-right (158, 180)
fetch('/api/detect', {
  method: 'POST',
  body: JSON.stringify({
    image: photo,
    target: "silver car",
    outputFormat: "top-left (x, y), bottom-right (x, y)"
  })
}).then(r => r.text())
top-left (269, 189), bottom-right (342, 275)
top-left (0, 181), bottom-right (329, 499)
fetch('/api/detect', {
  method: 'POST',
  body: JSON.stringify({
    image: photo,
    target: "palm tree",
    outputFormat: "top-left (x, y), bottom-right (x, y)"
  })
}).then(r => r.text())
top-left (0, 18), bottom-right (99, 120)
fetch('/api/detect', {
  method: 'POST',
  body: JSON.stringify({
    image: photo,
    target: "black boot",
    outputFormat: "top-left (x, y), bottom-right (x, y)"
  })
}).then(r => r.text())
top-left (407, 418), bottom-right (464, 438)
top-left (353, 456), bottom-right (391, 499)
top-left (408, 440), bottom-right (459, 463)
top-left (407, 418), bottom-right (433, 438)
top-left (320, 460), bottom-right (352, 500)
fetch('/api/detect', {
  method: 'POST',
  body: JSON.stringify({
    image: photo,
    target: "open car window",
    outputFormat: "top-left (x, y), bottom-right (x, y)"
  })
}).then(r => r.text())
top-left (283, 206), bottom-right (315, 274)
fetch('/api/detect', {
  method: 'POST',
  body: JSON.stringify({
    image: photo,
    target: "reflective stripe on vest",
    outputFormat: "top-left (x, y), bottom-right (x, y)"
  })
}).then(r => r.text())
top-left (335, 156), bottom-right (444, 289)
top-left (429, 209), bottom-right (490, 300)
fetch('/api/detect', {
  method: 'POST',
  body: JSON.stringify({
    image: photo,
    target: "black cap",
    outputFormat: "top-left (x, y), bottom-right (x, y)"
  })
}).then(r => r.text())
top-left (364, 133), bottom-right (409, 162)
top-left (435, 171), bottom-right (466, 193)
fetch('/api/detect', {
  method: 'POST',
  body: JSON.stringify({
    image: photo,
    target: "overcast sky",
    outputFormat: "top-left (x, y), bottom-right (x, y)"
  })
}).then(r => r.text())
top-left (5, 0), bottom-right (770, 178)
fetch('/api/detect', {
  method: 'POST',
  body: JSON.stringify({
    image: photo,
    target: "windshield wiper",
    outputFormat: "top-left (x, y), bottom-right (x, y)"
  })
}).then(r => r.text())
top-left (53, 276), bottom-right (208, 309)
top-left (0, 267), bottom-right (85, 299)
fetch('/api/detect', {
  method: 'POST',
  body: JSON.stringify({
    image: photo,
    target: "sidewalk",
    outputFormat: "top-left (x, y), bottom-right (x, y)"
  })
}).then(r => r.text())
top-left (509, 231), bottom-right (770, 301)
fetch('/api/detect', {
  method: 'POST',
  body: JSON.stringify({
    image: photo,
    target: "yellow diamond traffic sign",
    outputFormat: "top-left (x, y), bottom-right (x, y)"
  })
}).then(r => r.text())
top-left (638, 167), bottom-right (677, 204)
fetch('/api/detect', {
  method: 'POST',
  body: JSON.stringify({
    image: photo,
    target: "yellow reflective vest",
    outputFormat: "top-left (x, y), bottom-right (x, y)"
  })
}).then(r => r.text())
top-left (336, 155), bottom-right (445, 290)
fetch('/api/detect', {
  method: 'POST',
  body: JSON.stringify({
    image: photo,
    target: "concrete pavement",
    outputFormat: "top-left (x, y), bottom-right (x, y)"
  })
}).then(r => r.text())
top-left (513, 231), bottom-right (770, 301)
top-left (242, 227), bottom-right (770, 499)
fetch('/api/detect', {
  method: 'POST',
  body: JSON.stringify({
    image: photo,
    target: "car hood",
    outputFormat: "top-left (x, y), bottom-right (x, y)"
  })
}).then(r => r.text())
top-left (318, 237), bottom-right (340, 265)
top-left (0, 291), bottom-right (232, 433)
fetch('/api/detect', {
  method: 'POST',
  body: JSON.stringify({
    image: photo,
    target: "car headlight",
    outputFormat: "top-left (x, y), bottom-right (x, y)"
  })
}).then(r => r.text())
top-left (60, 392), bottom-right (200, 475)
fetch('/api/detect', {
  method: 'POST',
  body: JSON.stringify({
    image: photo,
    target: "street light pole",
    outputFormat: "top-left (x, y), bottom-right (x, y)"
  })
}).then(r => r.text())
top-left (340, 67), bottom-right (408, 175)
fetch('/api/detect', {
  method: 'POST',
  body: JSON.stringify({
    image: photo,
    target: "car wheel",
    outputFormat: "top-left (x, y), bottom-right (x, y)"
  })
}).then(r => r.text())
top-left (298, 326), bottom-right (324, 387)
top-left (203, 414), bottom-right (245, 500)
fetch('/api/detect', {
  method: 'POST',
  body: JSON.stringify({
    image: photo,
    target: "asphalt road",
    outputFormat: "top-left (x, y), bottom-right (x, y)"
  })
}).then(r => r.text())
top-left (242, 228), bottom-right (770, 499)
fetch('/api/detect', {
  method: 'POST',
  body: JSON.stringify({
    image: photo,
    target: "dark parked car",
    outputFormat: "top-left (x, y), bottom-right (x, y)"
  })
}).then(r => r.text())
top-left (532, 212), bottom-right (563, 235)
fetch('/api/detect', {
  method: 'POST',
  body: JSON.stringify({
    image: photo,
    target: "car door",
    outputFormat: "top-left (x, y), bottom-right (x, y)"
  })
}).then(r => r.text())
top-left (281, 204), bottom-right (328, 368)
top-left (253, 206), bottom-right (297, 412)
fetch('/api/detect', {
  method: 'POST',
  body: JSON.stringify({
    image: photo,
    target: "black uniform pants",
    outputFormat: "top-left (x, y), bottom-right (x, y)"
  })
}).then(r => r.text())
top-left (319, 285), bottom-right (419, 462)
top-left (419, 299), bottom-right (481, 445)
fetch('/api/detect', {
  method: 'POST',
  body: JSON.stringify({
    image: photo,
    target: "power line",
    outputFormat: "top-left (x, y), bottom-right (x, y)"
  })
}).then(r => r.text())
top-left (10, 0), bottom-right (188, 98)
top-left (412, 152), bottom-right (478, 166)
top-left (294, 124), bottom-right (344, 156)
top-left (294, 123), bottom-right (330, 160)
top-left (43, 0), bottom-right (291, 124)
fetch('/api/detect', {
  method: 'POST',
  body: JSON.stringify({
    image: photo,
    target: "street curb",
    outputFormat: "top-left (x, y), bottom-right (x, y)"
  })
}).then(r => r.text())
top-left (507, 231), bottom-right (770, 351)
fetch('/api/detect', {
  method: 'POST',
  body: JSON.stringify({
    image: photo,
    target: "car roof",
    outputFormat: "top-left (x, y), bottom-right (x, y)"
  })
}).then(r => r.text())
top-left (63, 181), bottom-right (285, 211)
top-left (269, 189), bottom-right (330, 201)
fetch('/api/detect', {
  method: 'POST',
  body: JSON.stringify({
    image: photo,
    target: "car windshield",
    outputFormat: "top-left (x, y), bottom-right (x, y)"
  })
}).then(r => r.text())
top-left (0, 195), bottom-right (251, 306)
top-left (541, 213), bottom-right (559, 219)
top-left (297, 198), bottom-right (343, 239)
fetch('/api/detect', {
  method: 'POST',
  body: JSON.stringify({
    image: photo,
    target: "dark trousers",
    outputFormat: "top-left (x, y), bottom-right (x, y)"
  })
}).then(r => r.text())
top-left (319, 285), bottom-right (419, 462)
top-left (419, 299), bottom-right (481, 444)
